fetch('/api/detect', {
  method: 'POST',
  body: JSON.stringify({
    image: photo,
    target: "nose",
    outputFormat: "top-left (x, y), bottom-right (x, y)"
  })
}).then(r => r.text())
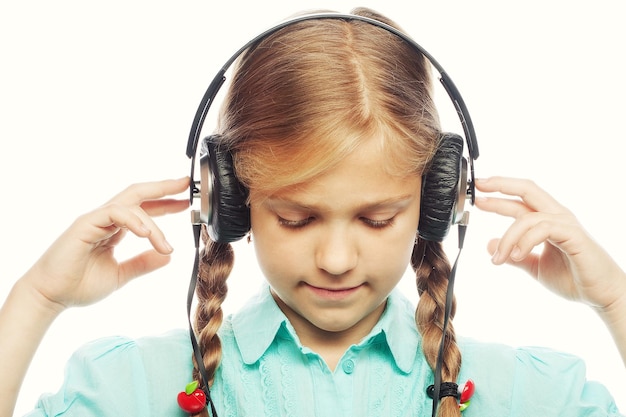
top-left (315, 225), bottom-right (358, 276)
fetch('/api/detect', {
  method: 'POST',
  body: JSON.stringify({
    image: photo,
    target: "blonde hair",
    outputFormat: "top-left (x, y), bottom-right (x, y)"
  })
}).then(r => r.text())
top-left (192, 7), bottom-right (462, 417)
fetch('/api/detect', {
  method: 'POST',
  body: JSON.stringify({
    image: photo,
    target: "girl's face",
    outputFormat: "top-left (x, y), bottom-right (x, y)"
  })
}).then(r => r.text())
top-left (249, 136), bottom-right (421, 346)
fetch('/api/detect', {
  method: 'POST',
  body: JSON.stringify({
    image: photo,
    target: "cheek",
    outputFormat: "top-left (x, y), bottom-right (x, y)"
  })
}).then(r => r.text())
top-left (250, 222), bottom-right (280, 278)
top-left (250, 211), bottom-right (309, 281)
top-left (364, 234), bottom-right (415, 275)
top-left (375, 219), bottom-right (419, 274)
top-left (358, 223), bottom-right (417, 277)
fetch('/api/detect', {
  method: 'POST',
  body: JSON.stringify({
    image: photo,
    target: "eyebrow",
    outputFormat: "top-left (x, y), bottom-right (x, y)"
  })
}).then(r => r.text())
top-left (266, 194), bottom-right (415, 213)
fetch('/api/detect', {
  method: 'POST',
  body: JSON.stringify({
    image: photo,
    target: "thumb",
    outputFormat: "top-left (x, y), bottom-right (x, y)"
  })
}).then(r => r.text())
top-left (117, 250), bottom-right (172, 287)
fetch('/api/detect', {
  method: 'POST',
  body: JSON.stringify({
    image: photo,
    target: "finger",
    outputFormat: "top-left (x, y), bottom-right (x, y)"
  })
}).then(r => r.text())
top-left (100, 226), bottom-right (127, 248)
top-left (80, 203), bottom-right (173, 255)
top-left (491, 212), bottom-right (578, 265)
top-left (110, 177), bottom-right (190, 206)
top-left (125, 206), bottom-right (174, 255)
top-left (117, 250), bottom-right (172, 286)
top-left (489, 211), bottom-right (548, 265)
top-left (475, 177), bottom-right (566, 214)
top-left (486, 237), bottom-right (537, 276)
top-left (140, 198), bottom-right (189, 217)
top-left (80, 203), bottom-right (150, 241)
top-left (475, 194), bottom-right (533, 219)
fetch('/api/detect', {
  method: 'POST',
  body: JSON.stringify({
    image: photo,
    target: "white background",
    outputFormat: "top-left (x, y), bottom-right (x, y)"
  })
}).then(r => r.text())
top-left (1, 0), bottom-right (625, 414)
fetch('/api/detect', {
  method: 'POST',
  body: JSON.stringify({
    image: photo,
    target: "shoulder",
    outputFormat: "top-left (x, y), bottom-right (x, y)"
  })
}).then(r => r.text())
top-left (68, 328), bottom-right (192, 381)
top-left (32, 330), bottom-right (191, 416)
top-left (71, 328), bottom-right (190, 359)
top-left (458, 338), bottom-right (622, 416)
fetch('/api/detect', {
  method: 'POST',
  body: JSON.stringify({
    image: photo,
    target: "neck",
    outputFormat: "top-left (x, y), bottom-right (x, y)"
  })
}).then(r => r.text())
top-left (272, 291), bottom-right (387, 371)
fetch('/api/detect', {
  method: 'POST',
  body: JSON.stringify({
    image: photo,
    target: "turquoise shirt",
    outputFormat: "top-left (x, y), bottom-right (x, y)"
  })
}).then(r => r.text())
top-left (28, 286), bottom-right (621, 416)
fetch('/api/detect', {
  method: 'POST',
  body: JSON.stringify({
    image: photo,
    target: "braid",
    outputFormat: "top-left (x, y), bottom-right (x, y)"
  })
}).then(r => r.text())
top-left (190, 225), bottom-right (234, 416)
top-left (413, 238), bottom-right (462, 417)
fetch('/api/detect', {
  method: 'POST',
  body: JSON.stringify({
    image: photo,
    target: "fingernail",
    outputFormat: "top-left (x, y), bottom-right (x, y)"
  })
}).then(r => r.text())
top-left (163, 240), bottom-right (173, 253)
top-left (491, 250), bottom-right (500, 264)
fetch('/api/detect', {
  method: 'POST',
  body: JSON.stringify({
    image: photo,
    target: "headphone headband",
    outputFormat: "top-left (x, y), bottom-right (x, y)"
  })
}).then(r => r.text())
top-left (184, 15), bottom-right (480, 416)
top-left (185, 12), bottom-right (479, 165)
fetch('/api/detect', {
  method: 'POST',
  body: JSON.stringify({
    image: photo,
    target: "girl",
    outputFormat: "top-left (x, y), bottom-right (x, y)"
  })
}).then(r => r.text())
top-left (1, 7), bottom-right (624, 417)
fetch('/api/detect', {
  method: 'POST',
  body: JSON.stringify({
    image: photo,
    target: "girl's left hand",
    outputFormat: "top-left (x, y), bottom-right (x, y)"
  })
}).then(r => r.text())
top-left (474, 176), bottom-right (626, 312)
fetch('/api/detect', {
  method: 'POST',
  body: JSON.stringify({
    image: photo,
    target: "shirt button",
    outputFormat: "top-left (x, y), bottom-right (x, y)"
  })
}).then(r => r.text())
top-left (342, 359), bottom-right (355, 374)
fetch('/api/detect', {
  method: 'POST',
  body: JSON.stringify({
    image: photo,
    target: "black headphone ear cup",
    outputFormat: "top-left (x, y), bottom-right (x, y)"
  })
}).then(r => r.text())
top-left (418, 133), bottom-right (465, 242)
top-left (200, 135), bottom-right (251, 243)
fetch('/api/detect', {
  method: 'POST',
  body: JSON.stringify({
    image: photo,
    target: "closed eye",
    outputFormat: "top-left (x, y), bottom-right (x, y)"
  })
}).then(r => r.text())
top-left (361, 217), bottom-right (395, 229)
top-left (277, 216), bottom-right (314, 229)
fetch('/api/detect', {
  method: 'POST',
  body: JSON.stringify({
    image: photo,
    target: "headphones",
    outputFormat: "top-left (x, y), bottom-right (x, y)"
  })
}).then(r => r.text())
top-left (185, 12), bottom-right (480, 244)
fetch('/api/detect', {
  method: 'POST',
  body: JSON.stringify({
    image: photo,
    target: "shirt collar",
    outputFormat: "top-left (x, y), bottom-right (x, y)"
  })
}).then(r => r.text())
top-left (368, 288), bottom-right (421, 373)
top-left (231, 284), bottom-right (420, 373)
top-left (231, 285), bottom-right (287, 365)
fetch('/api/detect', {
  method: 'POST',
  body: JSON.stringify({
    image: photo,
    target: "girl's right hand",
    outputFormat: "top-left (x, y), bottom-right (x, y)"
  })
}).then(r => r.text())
top-left (21, 177), bottom-right (190, 314)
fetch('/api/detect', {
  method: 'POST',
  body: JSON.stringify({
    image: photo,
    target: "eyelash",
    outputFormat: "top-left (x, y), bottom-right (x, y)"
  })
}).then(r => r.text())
top-left (277, 216), bottom-right (313, 229)
top-left (362, 217), bottom-right (395, 229)
top-left (277, 216), bottom-right (395, 229)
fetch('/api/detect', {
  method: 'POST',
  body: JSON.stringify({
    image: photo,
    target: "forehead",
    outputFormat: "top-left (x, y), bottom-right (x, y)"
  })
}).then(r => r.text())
top-left (252, 135), bottom-right (422, 209)
top-left (239, 126), bottom-right (430, 206)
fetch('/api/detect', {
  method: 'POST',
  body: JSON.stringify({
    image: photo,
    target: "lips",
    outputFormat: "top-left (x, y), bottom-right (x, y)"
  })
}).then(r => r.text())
top-left (305, 283), bottom-right (363, 300)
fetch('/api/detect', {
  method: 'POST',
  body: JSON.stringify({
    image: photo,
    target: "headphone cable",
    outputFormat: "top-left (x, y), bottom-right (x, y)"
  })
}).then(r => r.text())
top-left (431, 214), bottom-right (468, 417)
top-left (187, 223), bottom-right (219, 417)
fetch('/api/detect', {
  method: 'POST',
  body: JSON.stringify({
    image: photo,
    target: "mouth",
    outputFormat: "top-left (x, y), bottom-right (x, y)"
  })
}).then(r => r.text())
top-left (304, 283), bottom-right (363, 300)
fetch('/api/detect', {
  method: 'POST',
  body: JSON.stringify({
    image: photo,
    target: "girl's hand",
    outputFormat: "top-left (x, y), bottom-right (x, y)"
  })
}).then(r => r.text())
top-left (474, 176), bottom-right (626, 311)
top-left (22, 177), bottom-right (190, 313)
